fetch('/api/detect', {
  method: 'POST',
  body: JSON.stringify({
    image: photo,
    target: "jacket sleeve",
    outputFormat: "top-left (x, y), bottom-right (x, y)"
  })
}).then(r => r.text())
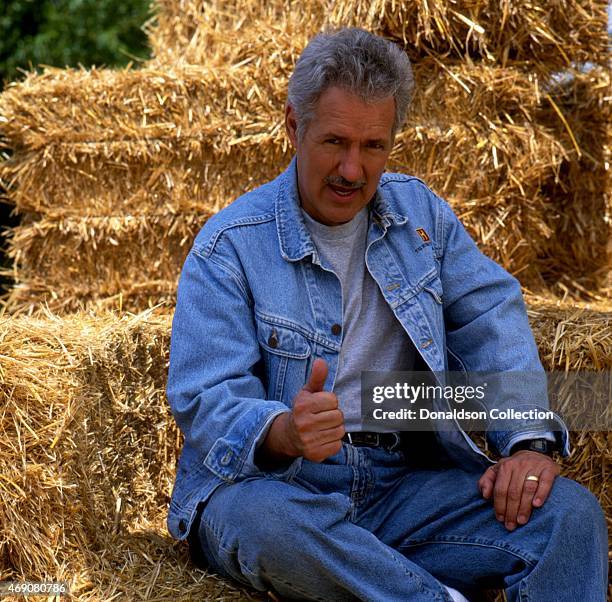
top-left (436, 196), bottom-right (569, 457)
top-left (166, 246), bottom-right (293, 482)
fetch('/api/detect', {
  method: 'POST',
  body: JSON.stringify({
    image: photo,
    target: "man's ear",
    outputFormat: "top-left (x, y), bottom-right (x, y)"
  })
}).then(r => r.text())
top-left (285, 104), bottom-right (298, 148)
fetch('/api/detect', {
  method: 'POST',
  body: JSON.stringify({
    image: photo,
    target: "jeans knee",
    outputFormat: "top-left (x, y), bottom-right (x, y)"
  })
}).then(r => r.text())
top-left (550, 477), bottom-right (606, 538)
top-left (210, 479), bottom-right (350, 556)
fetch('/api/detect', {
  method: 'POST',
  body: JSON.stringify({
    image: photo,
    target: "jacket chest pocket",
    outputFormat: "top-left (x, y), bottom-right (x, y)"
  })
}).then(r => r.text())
top-left (255, 316), bottom-right (312, 405)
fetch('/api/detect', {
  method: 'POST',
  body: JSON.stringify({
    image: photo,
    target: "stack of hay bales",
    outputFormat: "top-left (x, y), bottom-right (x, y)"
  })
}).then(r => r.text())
top-left (2, 0), bottom-right (609, 312)
top-left (0, 1), bottom-right (609, 600)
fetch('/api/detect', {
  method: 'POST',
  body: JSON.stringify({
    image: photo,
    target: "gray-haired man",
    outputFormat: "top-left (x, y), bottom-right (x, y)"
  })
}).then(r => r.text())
top-left (167, 28), bottom-right (608, 601)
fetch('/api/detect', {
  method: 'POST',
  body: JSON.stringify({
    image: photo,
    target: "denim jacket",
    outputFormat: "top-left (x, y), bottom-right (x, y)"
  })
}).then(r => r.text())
top-left (166, 157), bottom-right (569, 541)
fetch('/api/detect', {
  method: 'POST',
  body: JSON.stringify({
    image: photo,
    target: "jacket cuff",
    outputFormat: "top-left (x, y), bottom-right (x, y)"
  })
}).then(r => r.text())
top-left (203, 403), bottom-right (293, 481)
top-left (499, 431), bottom-right (558, 457)
top-left (487, 407), bottom-right (570, 458)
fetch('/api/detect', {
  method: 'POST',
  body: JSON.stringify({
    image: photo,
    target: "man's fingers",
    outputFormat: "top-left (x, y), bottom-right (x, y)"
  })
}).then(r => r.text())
top-left (301, 425), bottom-right (345, 462)
top-left (293, 391), bottom-right (339, 415)
top-left (516, 473), bottom-right (540, 525)
top-left (493, 465), bottom-right (511, 524)
top-left (303, 358), bottom-right (328, 393)
top-left (532, 467), bottom-right (558, 507)
top-left (318, 423), bottom-right (345, 444)
top-left (479, 465), bottom-right (497, 499)
top-left (310, 392), bottom-right (339, 412)
top-left (491, 454), bottom-right (560, 529)
top-left (502, 469), bottom-right (526, 530)
top-left (305, 439), bottom-right (343, 463)
top-left (299, 408), bottom-right (343, 431)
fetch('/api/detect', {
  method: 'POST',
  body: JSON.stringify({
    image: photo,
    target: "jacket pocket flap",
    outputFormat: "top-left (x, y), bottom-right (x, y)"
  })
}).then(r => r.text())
top-left (255, 317), bottom-right (311, 359)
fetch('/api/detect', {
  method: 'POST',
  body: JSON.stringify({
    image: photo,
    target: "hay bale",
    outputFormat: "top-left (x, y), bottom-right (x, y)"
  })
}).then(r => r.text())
top-left (526, 296), bottom-right (611, 525)
top-left (0, 310), bottom-right (173, 576)
top-left (0, 63), bottom-right (288, 220)
top-left (0, 309), bottom-right (263, 600)
top-left (0, 150), bottom-right (271, 219)
top-left (2, 4), bottom-right (606, 303)
top-left (0, 190), bottom-right (559, 315)
top-left (526, 295), bottom-right (611, 371)
top-left (1, 214), bottom-right (206, 314)
top-left (326, 0), bottom-right (608, 74)
top-left (0, 64), bottom-right (285, 156)
top-left (2, 15), bottom-right (606, 312)
top-left (0, 57), bottom-right (584, 219)
top-left (148, 0), bottom-right (325, 67)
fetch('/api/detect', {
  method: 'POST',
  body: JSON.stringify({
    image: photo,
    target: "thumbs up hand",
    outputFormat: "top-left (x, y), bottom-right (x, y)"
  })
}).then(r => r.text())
top-left (257, 358), bottom-right (345, 464)
top-left (289, 358), bottom-right (345, 462)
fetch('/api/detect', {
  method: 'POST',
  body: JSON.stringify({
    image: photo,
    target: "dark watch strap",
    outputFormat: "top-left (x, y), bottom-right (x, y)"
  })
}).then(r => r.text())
top-left (510, 438), bottom-right (555, 457)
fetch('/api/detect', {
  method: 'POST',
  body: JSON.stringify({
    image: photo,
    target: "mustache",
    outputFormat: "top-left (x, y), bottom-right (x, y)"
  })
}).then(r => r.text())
top-left (324, 175), bottom-right (366, 190)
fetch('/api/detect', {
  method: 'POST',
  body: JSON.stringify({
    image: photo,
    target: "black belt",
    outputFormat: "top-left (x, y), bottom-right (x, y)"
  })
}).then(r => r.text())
top-left (342, 431), bottom-right (402, 451)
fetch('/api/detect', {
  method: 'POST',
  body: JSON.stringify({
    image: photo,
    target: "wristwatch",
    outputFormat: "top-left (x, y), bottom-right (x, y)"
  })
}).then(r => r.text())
top-left (510, 438), bottom-right (556, 457)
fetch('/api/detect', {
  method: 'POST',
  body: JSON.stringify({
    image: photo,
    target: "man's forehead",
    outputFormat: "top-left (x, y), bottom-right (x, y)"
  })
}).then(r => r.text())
top-left (310, 87), bottom-right (395, 138)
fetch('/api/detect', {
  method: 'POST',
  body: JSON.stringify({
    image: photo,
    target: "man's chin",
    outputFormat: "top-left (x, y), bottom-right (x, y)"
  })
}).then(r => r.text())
top-left (321, 207), bottom-right (363, 226)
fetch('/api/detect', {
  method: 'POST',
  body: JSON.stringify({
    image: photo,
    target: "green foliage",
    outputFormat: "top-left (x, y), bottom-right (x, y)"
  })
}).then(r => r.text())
top-left (0, 0), bottom-right (153, 85)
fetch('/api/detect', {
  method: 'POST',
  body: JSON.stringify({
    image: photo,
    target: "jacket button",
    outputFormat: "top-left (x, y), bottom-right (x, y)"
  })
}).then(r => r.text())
top-left (331, 324), bottom-right (341, 336)
top-left (268, 333), bottom-right (278, 348)
top-left (220, 450), bottom-right (233, 465)
top-left (178, 519), bottom-right (187, 533)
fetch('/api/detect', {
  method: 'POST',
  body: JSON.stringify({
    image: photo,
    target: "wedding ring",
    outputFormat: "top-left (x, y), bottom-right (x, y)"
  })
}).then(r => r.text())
top-left (525, 475), bottom-right (540, 482)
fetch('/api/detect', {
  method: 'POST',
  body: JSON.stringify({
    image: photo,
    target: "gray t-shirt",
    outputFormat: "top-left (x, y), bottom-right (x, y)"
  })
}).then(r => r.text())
top-left (301, 207), bottom-right (417, 431)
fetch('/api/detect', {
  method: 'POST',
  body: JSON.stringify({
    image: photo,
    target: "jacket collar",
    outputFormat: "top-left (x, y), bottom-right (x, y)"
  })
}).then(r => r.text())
top-left (275, 156), bottom-right (407, 262)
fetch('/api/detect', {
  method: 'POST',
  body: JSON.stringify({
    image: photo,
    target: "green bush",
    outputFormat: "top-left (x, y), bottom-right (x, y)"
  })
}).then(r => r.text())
top-left (0, 0), bottom-right (152, 85)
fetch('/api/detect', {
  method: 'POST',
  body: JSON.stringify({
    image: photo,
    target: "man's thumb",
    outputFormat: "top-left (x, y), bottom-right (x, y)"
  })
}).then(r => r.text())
top-left (303, 358), bottom-right (328, 393)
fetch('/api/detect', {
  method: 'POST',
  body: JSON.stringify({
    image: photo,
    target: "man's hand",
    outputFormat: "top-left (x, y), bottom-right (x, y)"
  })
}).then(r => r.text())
top-left (259, 358), bottom-right (345, 463)
top-left (478, 450), bottom-right (560, 531)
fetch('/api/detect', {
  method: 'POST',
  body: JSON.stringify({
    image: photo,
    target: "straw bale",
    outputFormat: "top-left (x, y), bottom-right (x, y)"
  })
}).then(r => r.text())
top-left (1, 59), bottom-right (581, 294)
top-left (148, 0), bottom-right (608, 76)
top-left (148, 0), bottom-right (326, 67)
top-left (0, 149), bottom-right (279, 219)
top-left (1, 213), bottom-right (208, 315)
top-left (0, 62), bottom-right (289, 219)
top-left (0, 35), bottom-right (575, 159)
top-left (326, 0), bottom-right (608, 74)
top-left (0, 310), bottom-right (171, 574)
top-left (0, 64), bottom-right (285, 154)
top-left (0, 4), bottom-right (608, 306)
top-left (4, 58), bottom-right (594, 307)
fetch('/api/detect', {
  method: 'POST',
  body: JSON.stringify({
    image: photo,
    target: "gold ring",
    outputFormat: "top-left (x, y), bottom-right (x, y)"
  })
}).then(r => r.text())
top-left (525, 475), bottom-right (540, 483)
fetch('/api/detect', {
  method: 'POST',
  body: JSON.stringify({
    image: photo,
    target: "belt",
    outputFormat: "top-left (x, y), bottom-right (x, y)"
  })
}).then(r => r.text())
top-left (342, 431), bottom-right (402, 451)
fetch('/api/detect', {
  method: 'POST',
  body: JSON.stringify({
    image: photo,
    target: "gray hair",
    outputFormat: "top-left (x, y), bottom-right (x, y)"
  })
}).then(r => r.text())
top-left (287, 28), bottom-right (414, 141)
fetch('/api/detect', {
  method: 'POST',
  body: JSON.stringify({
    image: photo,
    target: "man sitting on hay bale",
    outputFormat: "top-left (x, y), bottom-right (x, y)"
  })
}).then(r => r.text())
top-left (166, 28), bottom-right (607, 601)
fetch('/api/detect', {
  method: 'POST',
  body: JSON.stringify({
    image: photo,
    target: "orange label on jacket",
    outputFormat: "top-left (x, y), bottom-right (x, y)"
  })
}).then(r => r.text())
top-left (416, 228), bottom-right (430, 242)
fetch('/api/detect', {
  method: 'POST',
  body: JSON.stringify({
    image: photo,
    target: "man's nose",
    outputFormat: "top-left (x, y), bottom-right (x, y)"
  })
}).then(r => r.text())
top-left (338, 145), bottom-right (363, 183)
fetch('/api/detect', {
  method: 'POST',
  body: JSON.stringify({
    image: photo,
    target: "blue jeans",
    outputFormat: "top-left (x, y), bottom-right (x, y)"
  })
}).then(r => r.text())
top-left (189, 443), bottom-right (607, 601)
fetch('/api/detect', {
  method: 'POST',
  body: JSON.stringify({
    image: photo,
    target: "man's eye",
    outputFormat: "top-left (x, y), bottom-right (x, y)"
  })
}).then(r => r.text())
top-left (325, 139), bottom-right (340, 145)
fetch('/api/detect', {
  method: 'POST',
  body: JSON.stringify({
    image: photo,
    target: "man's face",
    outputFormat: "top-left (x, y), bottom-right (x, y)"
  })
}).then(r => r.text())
top-left (285, 86), bottom-right (395, 226)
